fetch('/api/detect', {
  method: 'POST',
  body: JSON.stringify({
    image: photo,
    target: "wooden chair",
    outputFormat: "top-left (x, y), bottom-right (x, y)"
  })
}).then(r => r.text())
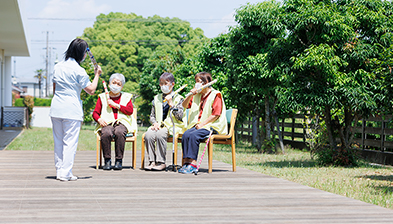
top-left (140, 133), bottom-right (182, 169)
top-left (96, 109), bottom-right (137, 169)
top-left (204, 108), bottom-right (238, 173)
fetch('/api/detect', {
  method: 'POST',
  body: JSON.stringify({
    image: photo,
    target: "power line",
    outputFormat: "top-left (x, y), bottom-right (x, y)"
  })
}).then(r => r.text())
top-left (31, 39), bottom-right (204, 46)
top-left (28, 17), bottom-right (236, 24)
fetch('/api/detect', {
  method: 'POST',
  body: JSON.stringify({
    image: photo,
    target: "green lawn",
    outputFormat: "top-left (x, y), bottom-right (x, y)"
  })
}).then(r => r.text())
top-left (5, 126), bottom-right (393, 210)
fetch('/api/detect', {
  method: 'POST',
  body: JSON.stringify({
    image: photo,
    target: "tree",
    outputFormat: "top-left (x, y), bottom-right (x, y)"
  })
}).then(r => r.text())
top-left (281, 0), bottom-right (392, 163)
top-left (227, 1), bottom-right (286, 151)
top-left (79, 12), bottom-right (207, 123)
top-left (34, 69), bottom-right (45, 98)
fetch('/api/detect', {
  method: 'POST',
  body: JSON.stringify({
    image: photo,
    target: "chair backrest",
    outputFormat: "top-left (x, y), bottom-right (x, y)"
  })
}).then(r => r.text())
top-left (226, 109), bottom-right (238, 137)
top-left (132, 108), bottom-right (137, 120)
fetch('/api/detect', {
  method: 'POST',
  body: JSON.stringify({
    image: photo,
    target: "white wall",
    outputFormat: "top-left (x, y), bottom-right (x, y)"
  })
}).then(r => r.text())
top-left (30, 106), bottom-right (52, 128)
top-left (5, 56), bottom-right (12, 106)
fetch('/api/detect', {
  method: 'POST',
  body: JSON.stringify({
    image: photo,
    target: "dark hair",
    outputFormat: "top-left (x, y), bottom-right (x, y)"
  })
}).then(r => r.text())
top-left (195, 72), bottom-right (212, 84)
top-left (159, 72), bottom-right (175, 83)
top-left (65, 38), bottom-right (88, 64)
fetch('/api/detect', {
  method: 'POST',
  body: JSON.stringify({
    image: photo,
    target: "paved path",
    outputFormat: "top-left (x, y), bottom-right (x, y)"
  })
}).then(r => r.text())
top-left (0, 150), bottom-right (393, 223)
top-left (0, 129), bottom-right (22, 150)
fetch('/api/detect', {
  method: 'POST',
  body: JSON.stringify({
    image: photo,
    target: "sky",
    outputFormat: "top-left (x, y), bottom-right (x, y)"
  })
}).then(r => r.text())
top-left (14, 0), bottom-right (262, 81)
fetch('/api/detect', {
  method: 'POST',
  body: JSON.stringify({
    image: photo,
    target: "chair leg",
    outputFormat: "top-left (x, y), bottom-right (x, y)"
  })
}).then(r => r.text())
top-left (208, 139), bottom-right (213, 173)
top-left (132, 137), bottom-right (137, 169)
top-left (231, 138), bottom-right (236, 172)
top-left (96, 136), bottom-right (100, 169)
top-left (173, 134), bottom-right (178, 166)
top-left (141, 133), bottom-right (145, 169)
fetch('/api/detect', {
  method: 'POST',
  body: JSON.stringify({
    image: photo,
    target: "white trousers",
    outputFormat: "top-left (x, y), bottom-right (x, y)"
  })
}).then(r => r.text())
top-left (51, 117), bottom-right (81, 178)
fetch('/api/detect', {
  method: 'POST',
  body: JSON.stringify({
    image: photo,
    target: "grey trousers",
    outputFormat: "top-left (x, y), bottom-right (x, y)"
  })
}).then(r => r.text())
top-left (144, 127), bottom-right (168, 163)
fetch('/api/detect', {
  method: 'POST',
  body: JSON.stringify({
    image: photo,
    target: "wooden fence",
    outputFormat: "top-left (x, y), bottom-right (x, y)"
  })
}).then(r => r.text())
top-left (237, 114), bottom-right (393, 153)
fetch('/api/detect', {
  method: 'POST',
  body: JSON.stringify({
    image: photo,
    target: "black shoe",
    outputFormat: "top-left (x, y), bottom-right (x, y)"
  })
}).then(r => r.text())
top-left (103, 159), bottom-right (111, 170)
top-left (113, 160), bottom-right (122, 170)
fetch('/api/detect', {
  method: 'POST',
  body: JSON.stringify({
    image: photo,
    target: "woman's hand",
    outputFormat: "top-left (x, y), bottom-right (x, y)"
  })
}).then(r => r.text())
top-left (98, 118), bottom-right (107, 127)
top-left (94, 65), bottom-right (102, 76)
top-left (151, 122), bottom-right (160, 131)
top-left (164, 94), bottom-right (173, 107)
top-left (107, 99), bottom-right (119, 109)
top-left (190, 87), bottom-right (198, 96)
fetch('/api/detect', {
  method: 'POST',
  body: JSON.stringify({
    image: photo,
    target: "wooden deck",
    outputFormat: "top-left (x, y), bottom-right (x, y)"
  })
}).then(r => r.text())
top-left (1, 150), bottom-right (393, 223)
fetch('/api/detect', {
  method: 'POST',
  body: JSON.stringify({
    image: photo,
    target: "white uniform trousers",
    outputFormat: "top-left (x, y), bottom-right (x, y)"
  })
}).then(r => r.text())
top-left (51, 117), bottom-right (81, 178)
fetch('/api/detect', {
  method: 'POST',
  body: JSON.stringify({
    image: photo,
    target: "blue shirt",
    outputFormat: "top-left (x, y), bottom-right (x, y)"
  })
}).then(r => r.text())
top-left (50, 58), bottom-right (91, 121)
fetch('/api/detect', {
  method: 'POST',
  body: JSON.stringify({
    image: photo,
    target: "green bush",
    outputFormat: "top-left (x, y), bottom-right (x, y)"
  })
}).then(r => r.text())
top-left (313, 147), bottom-right (360, 167)
top-left (14, 98), bottom-right (24, 107)
top-left (34, 98), bottom-right (52, 106)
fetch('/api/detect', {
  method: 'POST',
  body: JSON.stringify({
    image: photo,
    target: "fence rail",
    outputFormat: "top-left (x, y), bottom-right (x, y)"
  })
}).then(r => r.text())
top-left (237, 114), bottom-right (393, 153)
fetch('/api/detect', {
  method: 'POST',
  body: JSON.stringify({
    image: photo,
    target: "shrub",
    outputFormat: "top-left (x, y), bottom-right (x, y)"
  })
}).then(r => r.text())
top-left (34, 98), bottom-right (52, 106)
top-left (14, 98), bottom-right (24, 107)
top-left (313, 146), bottom-right (360, 167)
top-left (23, 95), bottom-right (34, 122)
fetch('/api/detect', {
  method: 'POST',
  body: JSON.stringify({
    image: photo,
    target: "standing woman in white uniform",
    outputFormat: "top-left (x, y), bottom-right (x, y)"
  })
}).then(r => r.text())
top-left (50, 38), bottom-right (102, 181)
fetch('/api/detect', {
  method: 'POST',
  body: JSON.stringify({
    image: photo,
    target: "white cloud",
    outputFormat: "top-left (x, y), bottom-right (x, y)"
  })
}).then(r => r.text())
top-left (205, 11), bottom-right (237, 37)
top-left (39, 0), bottom-right (111, 18)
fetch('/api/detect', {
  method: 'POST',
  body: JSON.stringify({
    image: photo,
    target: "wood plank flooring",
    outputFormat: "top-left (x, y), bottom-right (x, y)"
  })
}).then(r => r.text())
top-left (0, 150), bottom-right (392, 223)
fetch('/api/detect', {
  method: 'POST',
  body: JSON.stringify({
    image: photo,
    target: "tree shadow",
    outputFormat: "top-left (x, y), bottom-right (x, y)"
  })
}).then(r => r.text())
top-left (356, 174), bottom-right (393, 195)
top-left (356, 174), bottom-right (393, 182)
top-left (243, 159), bottom-right (318, 168)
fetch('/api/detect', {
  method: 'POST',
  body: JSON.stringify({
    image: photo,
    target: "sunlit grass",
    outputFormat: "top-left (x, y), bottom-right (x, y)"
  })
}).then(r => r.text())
top-left (213, 141), bottom-right (393, 210)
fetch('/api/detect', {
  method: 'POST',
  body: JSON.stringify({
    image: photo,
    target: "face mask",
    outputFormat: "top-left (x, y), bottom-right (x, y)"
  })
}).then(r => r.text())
top-left (161, 85), bottom-right (171, 94)
top-left (195, 82), bottom-right (202, 90)
top-left (109, 84), bottom-right (122, 94)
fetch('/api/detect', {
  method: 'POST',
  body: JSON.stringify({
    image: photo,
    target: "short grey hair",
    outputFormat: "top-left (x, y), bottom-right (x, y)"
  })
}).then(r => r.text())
top-left (109, 73), bottom-right (125, 86)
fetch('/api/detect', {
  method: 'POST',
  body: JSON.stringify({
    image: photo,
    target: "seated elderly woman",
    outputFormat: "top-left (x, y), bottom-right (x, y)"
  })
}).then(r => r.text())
top-left (93, 73), bottom-right (136, 170)
top-left (179, 72), bottom-right (227, 174)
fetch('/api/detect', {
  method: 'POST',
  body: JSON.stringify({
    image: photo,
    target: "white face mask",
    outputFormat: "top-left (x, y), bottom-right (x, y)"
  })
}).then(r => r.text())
top-left (109, 84), bottom-right (122, 94)
top-left (161, 85), bottom-right (171, 94)
top-left (195, 82), bottom-right (202, 90)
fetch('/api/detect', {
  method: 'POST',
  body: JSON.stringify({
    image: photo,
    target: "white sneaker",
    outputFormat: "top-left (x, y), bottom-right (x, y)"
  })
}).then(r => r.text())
top-left (58, 176), bottom-right (78, 182)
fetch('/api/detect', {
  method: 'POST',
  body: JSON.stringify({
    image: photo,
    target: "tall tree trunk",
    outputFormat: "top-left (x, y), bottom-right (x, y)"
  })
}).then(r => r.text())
top-left (324, 106), bottom-right (336, 148)
top-left (265, 96), bottom-right (271, 141)
top-left (254, 105), bottom-right (262, 152)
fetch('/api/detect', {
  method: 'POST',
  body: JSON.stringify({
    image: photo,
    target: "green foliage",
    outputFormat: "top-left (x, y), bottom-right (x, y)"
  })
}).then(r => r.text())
top-left (313, 146), bottom-right (360, 167)
top-left (14, 98), bottom-right (24, 107)
top-left (80, 12), bottom-right (206, 123)
top-left (34, 98), bottom-right (52, 106)
top-left (280, 0), bottom-right (392, 153)
top-left (23, 96), bottom-right (34, 123)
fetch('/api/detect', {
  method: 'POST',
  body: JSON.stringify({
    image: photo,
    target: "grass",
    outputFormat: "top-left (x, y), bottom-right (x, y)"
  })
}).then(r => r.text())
top-left (213, 141), bottom-right (393, 210)
top-left (5, 126), bottom-right (393, 210)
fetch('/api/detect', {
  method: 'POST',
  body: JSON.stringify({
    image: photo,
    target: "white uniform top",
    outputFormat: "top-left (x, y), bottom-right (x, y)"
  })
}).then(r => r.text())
top-left (49, 58), bottom-right (92, 121)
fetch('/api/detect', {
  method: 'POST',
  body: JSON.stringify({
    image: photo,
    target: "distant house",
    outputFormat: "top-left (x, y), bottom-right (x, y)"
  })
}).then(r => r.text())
top-left (11, 85), bottom-right (24, 99)
top-left (17, 78), bottom-right (44, 98)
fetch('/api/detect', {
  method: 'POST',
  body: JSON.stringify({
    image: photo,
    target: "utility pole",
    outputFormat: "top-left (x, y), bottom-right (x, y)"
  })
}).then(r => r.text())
top-left (45, 31), bottom-right (49, 97)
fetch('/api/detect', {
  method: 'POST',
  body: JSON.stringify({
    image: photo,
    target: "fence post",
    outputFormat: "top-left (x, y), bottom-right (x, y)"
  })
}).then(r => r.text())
top-left (291, 116), bottom-right (295, 141)
top-left (303, 115), bottom-right (306, 143)
top-left (381, 119), bottom-right (385, 152)
top-left (362, 118), bottom-right (365, 150)
top-left (1, 107), bottom-right (3, 130)
top-left (281, 118), bottom-right (284, 140)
